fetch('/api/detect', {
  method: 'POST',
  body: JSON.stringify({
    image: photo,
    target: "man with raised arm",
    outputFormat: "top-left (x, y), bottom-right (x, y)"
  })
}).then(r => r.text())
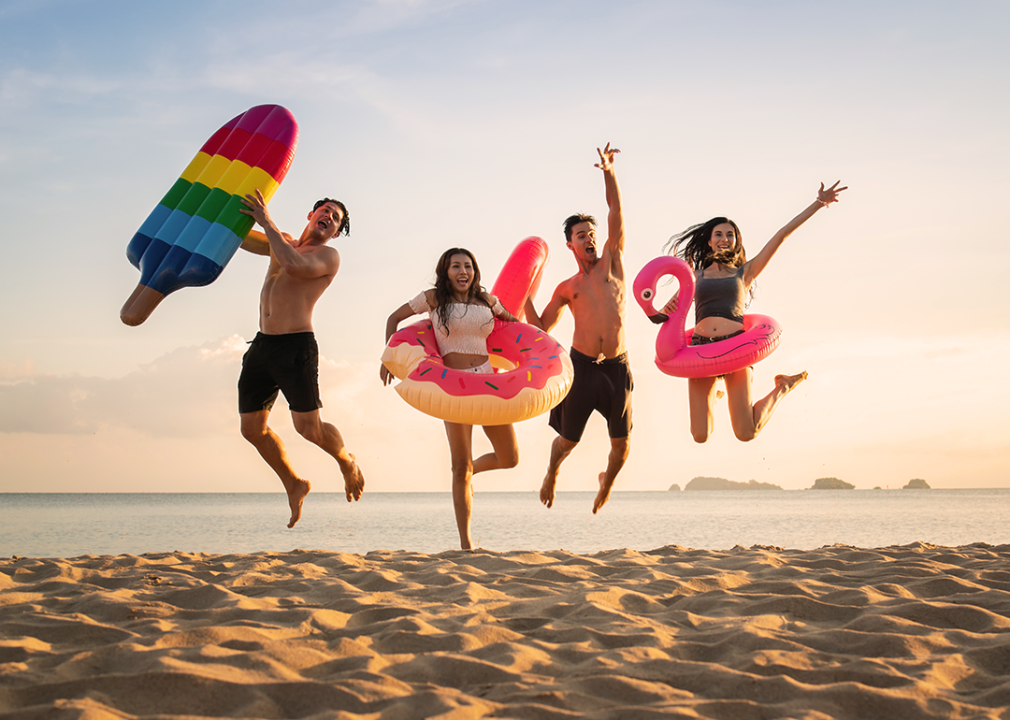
top-left (523, 143), bottom-right (632, 514)
top-left (237, 190), bottom-right (365, 528)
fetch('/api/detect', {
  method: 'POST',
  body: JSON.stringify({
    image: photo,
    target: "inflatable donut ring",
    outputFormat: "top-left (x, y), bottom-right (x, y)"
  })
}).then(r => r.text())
top-left (381, 237), bottom-right (573, 425)
top-left (634, 256), bottom-right (782, 379)
top-left (382, 319), bottom-right (573, 425)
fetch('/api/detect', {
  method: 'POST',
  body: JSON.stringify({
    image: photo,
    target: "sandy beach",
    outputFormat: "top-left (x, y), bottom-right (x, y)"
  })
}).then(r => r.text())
top-left (2, 543), bottom-right (1009, 719)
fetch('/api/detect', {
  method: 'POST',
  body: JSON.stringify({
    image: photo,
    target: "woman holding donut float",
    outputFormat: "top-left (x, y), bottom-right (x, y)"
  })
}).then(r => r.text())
top-left (382, 248), bottom-right (524, 551)
top-left (651, 181), bottom-right (846, 444)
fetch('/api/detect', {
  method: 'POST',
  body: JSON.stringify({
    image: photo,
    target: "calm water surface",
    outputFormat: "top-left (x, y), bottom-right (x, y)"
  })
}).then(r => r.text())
top-left (1, 490), bottom-right (1007, 557)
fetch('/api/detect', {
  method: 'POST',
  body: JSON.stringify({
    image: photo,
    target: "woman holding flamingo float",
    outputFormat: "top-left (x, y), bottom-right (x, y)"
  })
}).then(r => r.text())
top-left (656, 181), bottom-right (846, 443)
top-left (382, 248), bottom-right (522, 551)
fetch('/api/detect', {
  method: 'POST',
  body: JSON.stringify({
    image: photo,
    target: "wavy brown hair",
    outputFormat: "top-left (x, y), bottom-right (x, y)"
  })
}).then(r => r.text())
top-left (432, 248), bottom-right (493, 336)
top-left (664, 217), bottom-right (746, 270)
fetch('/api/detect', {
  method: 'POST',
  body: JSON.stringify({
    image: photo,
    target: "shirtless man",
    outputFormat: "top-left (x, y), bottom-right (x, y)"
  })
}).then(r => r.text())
top-left (523, 144), bottom-right (631, 514)
top-left (237, 190), bottom-right (365, 528)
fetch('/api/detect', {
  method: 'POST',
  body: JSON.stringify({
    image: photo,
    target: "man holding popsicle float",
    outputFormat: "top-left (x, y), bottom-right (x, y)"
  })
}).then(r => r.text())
top-left (237, 190), bottom-right (365, 527)
top-left (119, 104), bottom-right (363, 527)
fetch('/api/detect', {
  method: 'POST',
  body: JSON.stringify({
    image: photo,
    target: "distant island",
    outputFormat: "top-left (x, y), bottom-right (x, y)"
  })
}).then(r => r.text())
top-left (810, 477), bottom-right (855, 490)
top-left (903, 479), bottom-right (931, 489)
top-left (685, 477), bottom-right (783, 491)
top-left (667, 483), bottom-right (681, 492)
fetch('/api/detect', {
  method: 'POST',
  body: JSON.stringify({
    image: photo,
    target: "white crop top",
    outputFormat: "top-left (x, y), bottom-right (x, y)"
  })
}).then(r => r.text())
top-left (408, 292), bottom-right (504, 356)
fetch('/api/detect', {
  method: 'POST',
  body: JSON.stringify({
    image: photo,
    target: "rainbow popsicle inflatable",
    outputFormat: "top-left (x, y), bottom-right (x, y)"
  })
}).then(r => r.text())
top-left (121, 104), bottom-right (298, 326)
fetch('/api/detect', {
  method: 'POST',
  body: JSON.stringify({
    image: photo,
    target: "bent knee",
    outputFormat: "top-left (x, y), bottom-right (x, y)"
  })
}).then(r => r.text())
top-left (557, 436), bottom-right (579, 453)
top-left (295, 425), bottom-right (315, 440)
top-left (240, 423), bottom-right (266, 444)
top-left (501, 450), bottom-right (519, 469)
top-left (733, 428), bottom-right (757, 442)
top-left (294, 422), bottom-right (324, 444)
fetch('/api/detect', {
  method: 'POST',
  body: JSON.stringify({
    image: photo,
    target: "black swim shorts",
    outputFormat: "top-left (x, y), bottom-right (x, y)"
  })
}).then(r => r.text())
top-left (238, 332), bottom-right (323, 414)
top-left (548, 348), bottom-right (633, 442)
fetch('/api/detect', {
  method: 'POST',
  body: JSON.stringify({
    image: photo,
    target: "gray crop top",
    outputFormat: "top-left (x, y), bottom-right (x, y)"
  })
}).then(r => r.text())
top-left (694, 266), bottom-right (747, 324)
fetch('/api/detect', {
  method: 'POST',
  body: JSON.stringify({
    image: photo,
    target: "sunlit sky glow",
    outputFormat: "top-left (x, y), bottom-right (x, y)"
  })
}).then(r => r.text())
top-left (2, 0), bottom-right (1008, 495)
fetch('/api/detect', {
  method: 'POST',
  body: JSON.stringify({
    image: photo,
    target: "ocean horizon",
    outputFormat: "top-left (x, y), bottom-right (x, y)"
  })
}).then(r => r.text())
top-left (3, 489), bottom-right (1007, 558)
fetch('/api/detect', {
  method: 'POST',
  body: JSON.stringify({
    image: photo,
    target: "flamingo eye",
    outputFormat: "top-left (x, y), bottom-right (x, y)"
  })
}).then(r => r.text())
top-left (641, 289), bottom-right (653, 301)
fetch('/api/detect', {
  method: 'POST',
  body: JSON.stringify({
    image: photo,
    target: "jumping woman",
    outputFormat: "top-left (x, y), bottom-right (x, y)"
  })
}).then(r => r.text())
top-left (662, 181), bottom-right (847, 443)
top-left (382, 248), bottom-right (522, 550)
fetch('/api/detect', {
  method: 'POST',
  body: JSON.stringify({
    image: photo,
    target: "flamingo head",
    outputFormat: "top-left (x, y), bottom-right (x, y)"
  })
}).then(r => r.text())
top-left (634, 256), bottom-right (692, 325)
top-left (636, 284), bottom-right (669, 324)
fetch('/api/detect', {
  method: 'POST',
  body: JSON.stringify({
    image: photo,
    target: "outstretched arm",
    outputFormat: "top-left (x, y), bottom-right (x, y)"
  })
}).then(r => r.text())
top-left (743, 181), bottom-right (847, 285)
top-left (595, 143), bottom-right (625, 261)
top-left (240, 190), bottom-right (339, 279)
top-left (381, 298), bottom-right (426, 385)
top-left (523, 285), bottom-right (568, 333)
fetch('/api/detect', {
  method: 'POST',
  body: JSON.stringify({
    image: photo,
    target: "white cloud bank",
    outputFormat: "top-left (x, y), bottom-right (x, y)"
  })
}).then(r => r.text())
top-left (3, 327), bottom-right (1010, 494)
top-left (0, 336), bottom-right (247, 437)
top-left (0, 336), bottom-right (451, 494)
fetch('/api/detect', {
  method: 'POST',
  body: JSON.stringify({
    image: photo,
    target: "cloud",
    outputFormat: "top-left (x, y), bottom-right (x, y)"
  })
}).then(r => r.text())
top-left (0, 335), bottom-right (447, 493)
top-left (0, 335), bottom-right (402, 441)
top-left (0, 66), bottom-right (126, 116)
top-left (0, 337), bottom-right (246, 437)
top-left (0, 68), bottom-right (60, 116)
top-left (0, 359), bottom-right (40, 381)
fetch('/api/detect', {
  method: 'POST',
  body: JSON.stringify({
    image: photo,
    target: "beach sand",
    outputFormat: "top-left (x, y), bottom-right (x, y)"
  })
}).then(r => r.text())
top-left (2, 543), bottom-right (1009, 719)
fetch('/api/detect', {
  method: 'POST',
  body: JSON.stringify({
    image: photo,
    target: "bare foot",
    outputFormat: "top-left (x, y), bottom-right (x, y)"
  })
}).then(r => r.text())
top-left (593, 472), bottom-right (615, 515)
top-left (286, 478), bottom-right (311, 528)
top-left (342, 454), bottom-right (365, 502)
top-left (775, 371), bottom-right (808, 394)
top-left (540, 471), bottom-right (558, 509)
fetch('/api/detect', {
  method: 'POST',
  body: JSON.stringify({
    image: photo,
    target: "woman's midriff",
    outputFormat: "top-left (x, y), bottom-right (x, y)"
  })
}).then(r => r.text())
top-left (693, 317), bottom-right (744, 338)
top-left (442, 352), bottom-right (490, 370)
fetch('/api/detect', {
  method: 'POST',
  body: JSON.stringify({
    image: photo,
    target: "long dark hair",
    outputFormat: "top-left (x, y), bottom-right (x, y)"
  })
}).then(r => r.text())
top-left (664, 217), bottom-right (746, 271)
top-left (432, 248), bottom-right (493, 335)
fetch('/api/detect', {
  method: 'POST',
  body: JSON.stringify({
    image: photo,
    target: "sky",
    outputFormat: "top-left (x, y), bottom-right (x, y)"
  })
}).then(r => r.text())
top-left (1, 0), bottom-right (1008, 498)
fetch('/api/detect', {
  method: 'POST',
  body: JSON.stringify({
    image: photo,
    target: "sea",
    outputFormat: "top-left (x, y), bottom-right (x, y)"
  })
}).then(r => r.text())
top-left (2, 489), bottom-right (1008, 558)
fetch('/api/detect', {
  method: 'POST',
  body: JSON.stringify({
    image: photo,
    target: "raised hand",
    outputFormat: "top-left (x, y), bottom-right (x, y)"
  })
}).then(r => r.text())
top-left (594, 142), bottom-right (620, 171)
top-left (240, 189), bottom-right (273, 228)
top-left (816, 181), bottom-right (848, 207)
